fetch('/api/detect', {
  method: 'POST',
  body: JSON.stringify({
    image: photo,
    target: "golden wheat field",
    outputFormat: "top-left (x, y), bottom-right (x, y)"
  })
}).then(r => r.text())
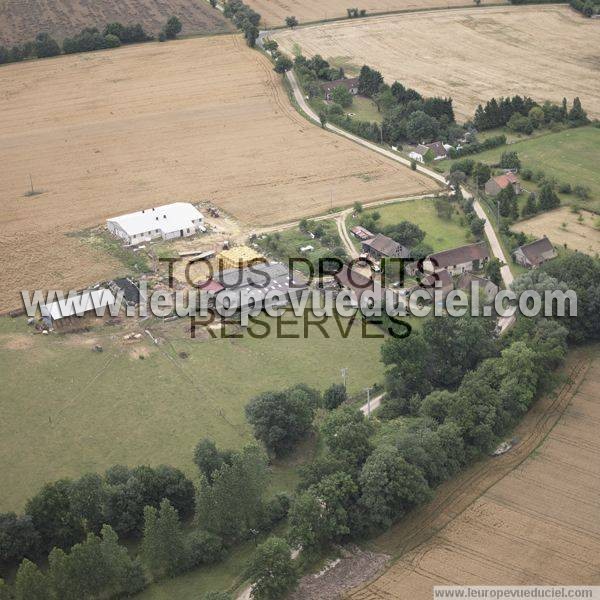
top-left (245, 0), bottom-right (507, 28)
top-left (0, 34), bottom-right (434, 312)
top-left (349, 348), bottom-right (600, 599)
top-left (272, 5), bottom-right (600, 120)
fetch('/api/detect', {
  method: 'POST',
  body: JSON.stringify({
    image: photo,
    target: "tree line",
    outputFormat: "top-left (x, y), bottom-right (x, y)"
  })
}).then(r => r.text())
top-left (0, 17), bottom-right (182, 66)
top-left (0, 442), bottom-right (289, 599)
top-left (291, 54), bottom-right (459, 145)
top-left (473, 95), bottom-right (589, 132)
top-left (222, 0), bottom-right (261, 47)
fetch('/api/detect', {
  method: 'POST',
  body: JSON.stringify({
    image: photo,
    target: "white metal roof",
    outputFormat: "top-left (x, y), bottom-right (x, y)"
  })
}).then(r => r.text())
top-left (41, 288), bottom-right (116, 320)
top-left (106, 202), bottom-right (203, 237)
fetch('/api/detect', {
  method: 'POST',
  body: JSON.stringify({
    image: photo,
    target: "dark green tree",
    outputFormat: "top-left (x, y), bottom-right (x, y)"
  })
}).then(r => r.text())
top-left (164, 16), bottom-right (182, 39)
top-left (245, 386), bottom-right (317, 456)
top-left (274, 55), bottom-right (293, 73)
top-left (359, 445), bottom-right (431, 529)
top-left (246, 537), bottom-right (298, 600)
top-left (25, 480), bottom-right (84, 553)
top-left (35, 33), bottom-right (60, 58)
top-left (142, 499), bottom-right (189, 579)
top-left (323, 383), bottom-right (347, 410)
top-left (321, 407), bottom-right (373, 467)
top-left (15, 558), bottom-right (51, 600)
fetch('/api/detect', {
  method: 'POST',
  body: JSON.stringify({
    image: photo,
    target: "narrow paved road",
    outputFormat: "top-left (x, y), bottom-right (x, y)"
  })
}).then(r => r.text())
top-left (286, 70), bottom-right (513, 292)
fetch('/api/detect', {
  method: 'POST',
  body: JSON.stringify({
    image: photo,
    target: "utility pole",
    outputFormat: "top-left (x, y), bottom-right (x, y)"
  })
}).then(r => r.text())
top-left (341, 367), bottom-right (348, 389)
top-left (365, 386), bottom-right (372, 418)
top-left (497, 198), bottom-right (500, 227)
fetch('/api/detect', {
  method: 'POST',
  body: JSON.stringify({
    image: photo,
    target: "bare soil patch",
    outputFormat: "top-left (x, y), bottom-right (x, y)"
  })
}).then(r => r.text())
top-left (246, 0), bottom-right (506, 28)
top-left (348, 348), bottom-right (600, 599)
top-left (0, 0), bottom-right (233, 46)
top-left (0, 35), bottom-right (434, 312)
top-left (512, 208), bottom-right (600, 256)
top-left (289, 547), bottom-right (390, 600)
top-left (272, 5), bottom-right (600, 120)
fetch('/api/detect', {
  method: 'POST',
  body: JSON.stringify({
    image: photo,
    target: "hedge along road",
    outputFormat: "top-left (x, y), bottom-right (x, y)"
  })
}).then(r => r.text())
top-left (284, 67), bottom-right (517, 331)
top-left (282, 68), bottom-right (514, 284)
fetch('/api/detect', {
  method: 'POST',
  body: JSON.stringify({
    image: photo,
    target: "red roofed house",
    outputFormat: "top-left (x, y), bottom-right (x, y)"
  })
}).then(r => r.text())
top-left (485, 172), bottom-right (521, 196)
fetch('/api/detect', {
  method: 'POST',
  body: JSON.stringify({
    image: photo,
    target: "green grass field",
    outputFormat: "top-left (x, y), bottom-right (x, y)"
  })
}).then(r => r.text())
top-left (0, 312), bottom-right (385, 512)
top-left (347, 96), bottom-right (382, 123)
top-left (446, 126), bottom-right (600, 213)
top-left (358, 198), bottom-right (471, 252)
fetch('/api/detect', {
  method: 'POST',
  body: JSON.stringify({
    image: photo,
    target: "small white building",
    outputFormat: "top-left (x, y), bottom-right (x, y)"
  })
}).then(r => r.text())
top-left (107, 202), bottom-right (204, 245)
top-left (41, 288), bottom-right (117, 327)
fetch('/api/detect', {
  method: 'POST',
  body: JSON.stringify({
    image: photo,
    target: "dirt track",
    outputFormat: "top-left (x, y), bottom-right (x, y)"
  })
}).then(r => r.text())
top-left (273, 5), bottom-right (600, 120)
top-left (348, 347), bottom-right (599, 598)
top-left (0, 34), bottom-right (434, 312)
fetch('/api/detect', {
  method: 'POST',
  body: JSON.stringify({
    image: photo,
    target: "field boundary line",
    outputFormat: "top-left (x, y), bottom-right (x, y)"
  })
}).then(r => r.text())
top-left (345, 352), bottom-right (593, 598)
top-left (256, 2), bottom-right (554, 33)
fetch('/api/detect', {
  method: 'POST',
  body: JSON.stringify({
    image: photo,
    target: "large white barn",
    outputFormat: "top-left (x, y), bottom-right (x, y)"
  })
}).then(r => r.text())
top-left (106, 202), bottom-right (205, 245)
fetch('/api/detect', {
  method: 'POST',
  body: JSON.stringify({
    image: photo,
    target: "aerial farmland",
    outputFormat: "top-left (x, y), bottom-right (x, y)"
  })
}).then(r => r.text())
top-left (272, 5), bottom-right (600, 119)
top-left (0, 0), bottom-right (599, 598)
top-left (0, 34), bottom-right (433, 312)
top-left (244, 0), bottom-right (507, 28)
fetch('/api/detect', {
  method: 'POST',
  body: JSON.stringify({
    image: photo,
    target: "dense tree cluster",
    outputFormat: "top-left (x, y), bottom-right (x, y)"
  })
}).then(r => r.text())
top-left (0, 19), bottom-right (173, 64)
top-left (293, 55), bottom-right (457, 145)
top-left (196, 444), bottom-right (289, 544)
top-left (473, 96), bottom-right (589, 132)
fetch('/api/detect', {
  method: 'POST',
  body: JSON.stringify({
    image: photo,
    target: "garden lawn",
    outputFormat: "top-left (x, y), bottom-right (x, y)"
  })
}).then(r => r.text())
top-left (446, 126), bottom-right (600, 213)
top-left (361, 198), bottom-right (471, 252)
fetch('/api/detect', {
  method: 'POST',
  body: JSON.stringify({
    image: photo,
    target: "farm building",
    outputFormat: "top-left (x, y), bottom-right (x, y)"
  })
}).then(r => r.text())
top-left (106, 202), bottom-right (205, 245)
top-left (110, 278), bottom-right (146, 307)
top-left (320, 77), bottom-right (359, 101)
top-left (424, 241), bottom-right (490, 275)
top-left (362, 233), bottom-right (410, 259)
top-left (334, 263), bottom-right (374, 305)
top-left (457, 272), bottom-right (499, 303)
top-left (513, 236), bottom-right (557, 268)
top-left (413, 268), bottom-right (454, 300)
top-left (409, 141), bottom-right (449, 163)
top-left (485, 172), bottom-right (521, 196)
top-left (351, 225), bottom-right (374, 241)
top-left (218, 246), bottom-right (267, 270)
top-left (212, 262), bottom-right (307, 318)
top-left (40, 288), bottom-right (117, 328)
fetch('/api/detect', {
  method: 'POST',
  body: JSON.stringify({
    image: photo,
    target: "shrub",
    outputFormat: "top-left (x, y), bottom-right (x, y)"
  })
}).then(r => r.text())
top-left (188, 531), bottom-right (226, 567)
top-left (323, 383), bottom-right (348, 410)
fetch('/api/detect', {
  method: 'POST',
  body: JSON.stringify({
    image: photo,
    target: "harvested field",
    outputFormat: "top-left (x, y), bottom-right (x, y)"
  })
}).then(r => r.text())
top-left (0, 35), bottom-right (434, 312)
top-left (513, 208), bottom-right (600, 256)
top-left (246, 0), bottom-right (506, 28)
top-left (348, 347), bottom-right (600, 599)
top-left (272, 5), bottom-right (600, 120)
top-left (0, 0), bottom-right (233, 46)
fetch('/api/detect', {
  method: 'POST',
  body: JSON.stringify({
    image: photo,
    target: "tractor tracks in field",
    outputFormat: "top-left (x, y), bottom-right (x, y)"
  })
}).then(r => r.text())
top-left (347, 354), bottom-right (592, 598)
